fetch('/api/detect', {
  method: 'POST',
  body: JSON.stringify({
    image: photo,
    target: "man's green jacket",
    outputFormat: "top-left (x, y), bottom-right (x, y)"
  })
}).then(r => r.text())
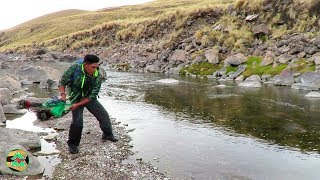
top-left (59, 64), bottom-right (101, 102)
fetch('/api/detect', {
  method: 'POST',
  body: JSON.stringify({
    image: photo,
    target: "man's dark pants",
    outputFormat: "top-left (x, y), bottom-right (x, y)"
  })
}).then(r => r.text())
top-left (67, 99), bottom-right (113, 147)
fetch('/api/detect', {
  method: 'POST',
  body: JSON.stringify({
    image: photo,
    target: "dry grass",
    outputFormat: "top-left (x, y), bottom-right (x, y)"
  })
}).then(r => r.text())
top-left (0, 0), bottom-right (318, 52)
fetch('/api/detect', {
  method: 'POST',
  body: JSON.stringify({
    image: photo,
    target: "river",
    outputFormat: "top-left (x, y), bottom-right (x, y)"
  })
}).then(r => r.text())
top-left (8, 70), bottom-right (320, 179)
top-left (100, 70), bottom-right (320, 180)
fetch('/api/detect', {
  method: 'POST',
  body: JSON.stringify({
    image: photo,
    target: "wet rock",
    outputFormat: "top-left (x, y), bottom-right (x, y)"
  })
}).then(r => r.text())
top-left (305, 91), bottom-right (320, 98)
top-left (238, 80), bottom-right (262, 88)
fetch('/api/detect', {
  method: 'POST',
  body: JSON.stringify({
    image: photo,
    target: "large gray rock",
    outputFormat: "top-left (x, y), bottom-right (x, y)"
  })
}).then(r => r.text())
top-left (260, 51), bottom-right (274, 66)
top-left (17, 66), bottom-right (48, 83)
top-left (252, 23), bottom-right (270, 36)
top-left (292, 72), bottom-right (320, 90)
top-left (277, 54), bottom-right (294, 64)
top-left (3, 104), bottom-right (27, 114)
top-left (231, 65), bottom-right (247, 79)
top-left (0, 88), bottom-right (13, 104)
top-left (224, 53), bottom-right (246, 67)
top-left (0, 72), bottom-right (23, 93)
top-left (274, 68), bottom-right (295, 86)
top-left (313, 36), bottom-right (320, 48)
top-left (0, 128), bottom-right (41, 150)
top-left (246, 75), bottom-right (261, 82)
top-left (144, 65), bottom-right (161, 73)
top-left (311, 52), bottom-right (320, 65)
top-left (168, 50), bottom-right (187, 62)
top-left (300, 72), bottom-right (320, 85)
top-left (205, 48), bottom-right (219, 64)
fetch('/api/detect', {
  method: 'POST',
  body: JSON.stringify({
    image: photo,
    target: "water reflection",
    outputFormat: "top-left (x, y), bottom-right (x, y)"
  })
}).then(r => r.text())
top-left (144, 79), bottom-right (320, 154)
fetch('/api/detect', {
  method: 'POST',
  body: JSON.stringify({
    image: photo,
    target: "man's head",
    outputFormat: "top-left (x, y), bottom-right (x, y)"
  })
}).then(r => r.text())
top-left (84, 54), bottom-right (100, 64)
top-left (83, 54), bottom-right (99, 76)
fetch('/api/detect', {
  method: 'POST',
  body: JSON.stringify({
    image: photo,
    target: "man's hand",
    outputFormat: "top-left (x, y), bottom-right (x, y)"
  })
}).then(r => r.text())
top-left (70, 103), bottom-right (79, 111)
top-left (70, 98), bottom-right (90, 111)
top-left (60, 93), bottom-right (67, 101)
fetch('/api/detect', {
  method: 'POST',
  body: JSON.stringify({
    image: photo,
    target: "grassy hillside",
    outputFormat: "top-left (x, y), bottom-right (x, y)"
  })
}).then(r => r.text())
top-left (0, 0), bottom-right (319, 52)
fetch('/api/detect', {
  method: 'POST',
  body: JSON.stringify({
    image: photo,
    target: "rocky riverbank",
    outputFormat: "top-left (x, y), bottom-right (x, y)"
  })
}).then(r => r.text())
top-left (0, 53), bottom-right (168, 179)
top-left (1, 108), bottom-right (167, 180)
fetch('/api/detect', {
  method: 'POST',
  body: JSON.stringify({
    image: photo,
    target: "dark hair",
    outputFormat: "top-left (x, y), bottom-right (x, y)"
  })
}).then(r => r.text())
top-left (83, 54), bottom-right (100, 64)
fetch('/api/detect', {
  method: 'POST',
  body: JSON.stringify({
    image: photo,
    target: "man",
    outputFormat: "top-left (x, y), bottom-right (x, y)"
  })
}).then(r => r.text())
top-left (59, 54), bottom-right (118, 154)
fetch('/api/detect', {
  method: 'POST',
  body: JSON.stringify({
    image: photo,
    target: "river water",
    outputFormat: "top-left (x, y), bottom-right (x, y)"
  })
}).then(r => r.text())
top-left (8, 70), bottom-right (320, 179)
top-left (100, 71), bottom-right (320, 180)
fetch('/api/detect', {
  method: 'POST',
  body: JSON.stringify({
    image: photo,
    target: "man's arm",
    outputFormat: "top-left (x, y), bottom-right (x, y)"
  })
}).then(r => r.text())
top-left (58, 64), bottom-right (77, 101)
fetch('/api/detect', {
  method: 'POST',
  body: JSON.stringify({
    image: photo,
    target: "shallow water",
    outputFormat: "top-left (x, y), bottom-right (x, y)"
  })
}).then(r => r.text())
top-left (100, 71), bottom-right (320, 180)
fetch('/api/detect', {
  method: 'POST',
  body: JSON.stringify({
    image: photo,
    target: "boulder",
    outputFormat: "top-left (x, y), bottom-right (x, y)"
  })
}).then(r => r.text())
top-left (0, 72), bottom-right (23, 93)
top-left (168, 50), bottom-right (187, 62)
top-left (3, 104), bottom-right (27, 114)
top-left (273, 68), bottom-right (295, 86)
top-left (252, 23), bottom-right (270, 37)
top-left (231, 65), bottom-right (247, 79)
top-left (246, 75), bottom-right (261, 82)
top-left (144, 65), bottom-right (161, 73)
top-left (205, 48), bottom-right (219, 64)
top-left (17, 66), bottom-right (48, 83)
top-left (311, 52), bottom-right (320, 65)
top-left (224, 53), bottom-right (246, 67)
top-left (260, 51), bottom-right (274, 66)
top-left (0, 88), bottom-right (13, 104)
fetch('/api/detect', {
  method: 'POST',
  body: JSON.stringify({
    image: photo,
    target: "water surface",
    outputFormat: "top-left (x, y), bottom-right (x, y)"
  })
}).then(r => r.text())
top-left (100, 71), bottom-right (320, 180)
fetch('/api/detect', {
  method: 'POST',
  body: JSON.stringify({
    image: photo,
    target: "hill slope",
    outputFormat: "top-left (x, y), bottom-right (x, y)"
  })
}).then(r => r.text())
top-left (0, 0), bottom-right (319, 52)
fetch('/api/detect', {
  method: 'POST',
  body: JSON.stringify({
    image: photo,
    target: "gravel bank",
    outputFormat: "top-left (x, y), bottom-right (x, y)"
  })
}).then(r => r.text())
top-left (1, 108), bottom-right (168, 180)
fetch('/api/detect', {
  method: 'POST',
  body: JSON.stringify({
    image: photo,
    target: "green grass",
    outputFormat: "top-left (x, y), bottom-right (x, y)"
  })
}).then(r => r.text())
top-left (291, 59), bottom-right (316, 73)
top-left (243, 56), bottom-right (288, 77)
top-left (180, 62), bottom-right (222, 76)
